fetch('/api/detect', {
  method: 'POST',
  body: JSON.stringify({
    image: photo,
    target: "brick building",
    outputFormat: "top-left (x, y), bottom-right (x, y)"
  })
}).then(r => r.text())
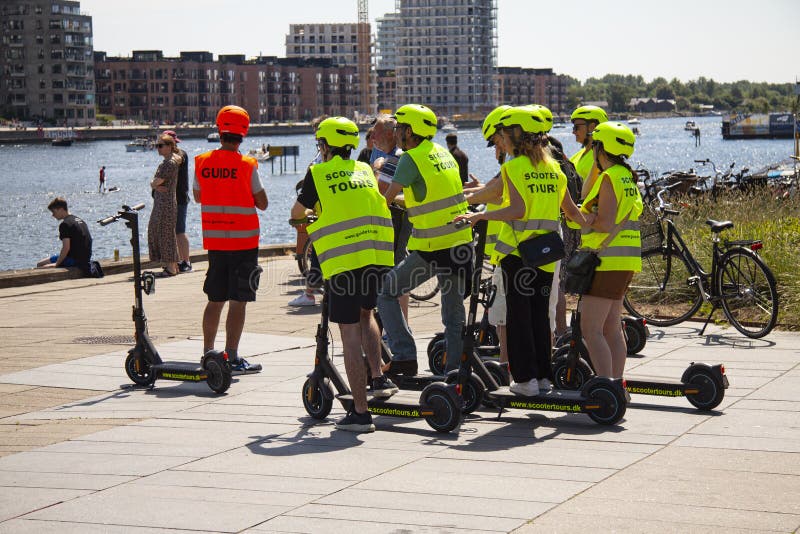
top-left (496, 67), bottom-right (571, 114)
top-left (94, 52), bottom-right (362, 124)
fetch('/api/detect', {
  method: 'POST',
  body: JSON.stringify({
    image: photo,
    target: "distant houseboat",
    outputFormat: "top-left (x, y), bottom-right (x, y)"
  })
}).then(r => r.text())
top-left (125, 138), bottom-right (153, 152)
top-left (722, 113), bottom-right (799, 139)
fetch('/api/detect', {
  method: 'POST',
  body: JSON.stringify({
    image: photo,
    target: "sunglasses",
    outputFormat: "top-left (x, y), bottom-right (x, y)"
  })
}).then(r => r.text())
top-left (155, 143), bottom-right (168, 148)
top-left (572, 122), bottom-right (588, 131)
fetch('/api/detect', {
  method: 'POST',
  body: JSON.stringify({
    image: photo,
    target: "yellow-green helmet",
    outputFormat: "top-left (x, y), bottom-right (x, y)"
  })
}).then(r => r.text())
top-left (591, 121), bottom-right (635, 158)
top-left (393, 104), bottom-right (437, 138)
top-left (482, 105), bottom-right (511, 141)
top-left (526, 105), bottom-right (553, 131)
top-left (570, 105), bottom-right (608, 124)
top-left (496, 106), bottom-right (549, 135)
top-left (316, 116), bottom-right (360, 149)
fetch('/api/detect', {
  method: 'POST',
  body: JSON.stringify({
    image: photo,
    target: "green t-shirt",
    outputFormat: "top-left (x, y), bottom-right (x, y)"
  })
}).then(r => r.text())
top-left (393, 153), bottom-right (427, 202)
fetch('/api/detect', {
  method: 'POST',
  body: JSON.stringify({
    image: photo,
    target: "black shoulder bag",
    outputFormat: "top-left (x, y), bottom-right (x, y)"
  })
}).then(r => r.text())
top-left (564, 209), bottom-right (632, 295)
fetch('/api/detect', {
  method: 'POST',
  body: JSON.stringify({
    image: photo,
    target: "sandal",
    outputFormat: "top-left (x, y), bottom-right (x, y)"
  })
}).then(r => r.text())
top-left (156, 268), bottom-right (178, 278)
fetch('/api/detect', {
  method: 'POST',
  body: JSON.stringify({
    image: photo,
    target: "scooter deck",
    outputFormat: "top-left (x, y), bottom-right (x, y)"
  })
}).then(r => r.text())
top-left (487, 387), bottom-right (588, 412)
top-left (337, 392), bottom-right (434, 419)
top-left (151, 362), bottom-right (207, 381)
top-left (388, 373), bottom-right (445, 390)
top-left (152, 362), bottom-right (203, 372)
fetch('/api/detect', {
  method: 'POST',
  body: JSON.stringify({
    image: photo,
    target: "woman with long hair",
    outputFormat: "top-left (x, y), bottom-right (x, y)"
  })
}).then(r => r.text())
top-left (456, 107), bottom-right (584, 396)
top-left (148, 134), bottom-right (183, 276)
top-left (577, 121), bottom-right (643, 378)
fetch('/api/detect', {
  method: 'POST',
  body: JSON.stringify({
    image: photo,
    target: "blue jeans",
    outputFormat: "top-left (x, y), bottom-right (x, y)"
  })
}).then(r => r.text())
top-left (377, 251), bottom-right (466, 372)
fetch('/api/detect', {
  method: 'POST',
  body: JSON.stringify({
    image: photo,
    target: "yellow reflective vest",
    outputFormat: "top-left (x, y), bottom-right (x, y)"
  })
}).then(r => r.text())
top-left (569, 146), bottom-right (595, 181)
top-left (580, 164), bottom-right (643, 272)
top-left (307, 156), bottom-right (394, 279)
top-left (494, 155), bottom-right (566, 273)
top-left (403, 140), bottom-right (472, 251)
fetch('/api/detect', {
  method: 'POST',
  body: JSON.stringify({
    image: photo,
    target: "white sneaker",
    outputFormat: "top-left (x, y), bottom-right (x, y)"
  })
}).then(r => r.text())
top-left (509, 379), bottom-right (540, 396)
top-left (537, 378), bottom-right (553, 391)
top-left (288, 293), bottom-right (316, 307)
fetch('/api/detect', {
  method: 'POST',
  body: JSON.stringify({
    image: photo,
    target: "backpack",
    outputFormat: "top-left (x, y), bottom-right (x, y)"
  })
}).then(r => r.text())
top-left (89, 260), bottom-right (104, 278)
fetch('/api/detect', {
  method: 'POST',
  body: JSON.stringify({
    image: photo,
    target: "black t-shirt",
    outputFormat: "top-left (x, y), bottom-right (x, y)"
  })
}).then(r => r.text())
top-left (297, 167), bottom-right (319, 210)
top-left (449, 146), bottom-right (469, 183)
top-left (59, 214), bottom-right (92, 269)
top-left (176, 148), bottom-right (190, 205)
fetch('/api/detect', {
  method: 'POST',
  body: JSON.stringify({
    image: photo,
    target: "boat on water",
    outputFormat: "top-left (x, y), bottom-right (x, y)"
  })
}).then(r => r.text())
top-left (125, 138), bottom-right (154, 152)
top-left (628, 117), bottom-right (640, 125)
top-left (722, 112), bottom-right (799, 140)
top-left (684, 120), bottom-right (698, 131)
top-left (247, 148), bottom-right (272, 162)
top-left (51, 138), bottom-right (73, 147)
top-left (207, 132), bottom-right (220, 142)
top-left (439, 118), bottom-right (457, 133)
top-left (552, 122), bottom-right (567, 129)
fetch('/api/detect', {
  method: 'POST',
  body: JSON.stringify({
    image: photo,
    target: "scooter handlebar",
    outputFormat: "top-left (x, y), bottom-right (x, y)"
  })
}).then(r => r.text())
top-left (98, 215), bottom-right (118, 226)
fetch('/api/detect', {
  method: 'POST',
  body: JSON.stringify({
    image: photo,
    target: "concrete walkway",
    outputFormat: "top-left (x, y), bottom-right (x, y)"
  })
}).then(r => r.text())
top-left (0, 257), bottom-right (797, 532)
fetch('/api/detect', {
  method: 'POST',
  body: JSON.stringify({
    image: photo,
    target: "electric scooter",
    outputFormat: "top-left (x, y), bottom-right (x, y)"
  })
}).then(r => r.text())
top-left (551, 304), bottom-right (728, 410)
top-left (554, 315), bottom-right (649, 356)
top-left (426, 275), bottom-right (503, 375)
top-left (456, 220), bottom-right (630, 425)
top-left (373, 307), bottom-right (503, 415)
top-left (301, 283), bottom-right (462, 433)
top-left (99, 204), bottom-right (232, 394)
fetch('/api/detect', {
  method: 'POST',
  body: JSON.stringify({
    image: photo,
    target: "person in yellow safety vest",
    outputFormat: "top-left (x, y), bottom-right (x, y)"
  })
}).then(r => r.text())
top-left (290, 117), bottom-right (399, 433)
top-left (193, 105), bottom-right (267, 375)
top-left (378, 104), bottom-right (474, 376)
top-left (462, 105), bottom-right (512, 366)
top-left (455, 106), bottom-right (586, 397)
top-left (573, 121), bottom-right (643, 380)
top-left (569, 105), bottom-right (608, 195)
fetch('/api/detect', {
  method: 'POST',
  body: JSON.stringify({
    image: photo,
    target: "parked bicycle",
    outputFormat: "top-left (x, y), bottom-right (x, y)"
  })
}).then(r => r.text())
top-left (624, 183), bottom-right (779, 338)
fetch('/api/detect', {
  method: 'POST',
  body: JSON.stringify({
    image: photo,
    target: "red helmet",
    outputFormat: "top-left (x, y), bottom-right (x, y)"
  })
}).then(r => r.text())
top-left (216, 105), bottom-right (250, 136)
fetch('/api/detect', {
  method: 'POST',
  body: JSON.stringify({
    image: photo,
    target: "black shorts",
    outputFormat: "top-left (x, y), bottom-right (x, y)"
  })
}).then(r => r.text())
top-left (327, 265), bottom-right (388, 324)
top-left (204, 248), bottom-right (261, 302)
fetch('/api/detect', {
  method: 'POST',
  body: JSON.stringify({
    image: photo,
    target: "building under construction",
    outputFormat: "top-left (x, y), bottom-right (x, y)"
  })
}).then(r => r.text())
top-left (394, 0), bottom-right (497, 116)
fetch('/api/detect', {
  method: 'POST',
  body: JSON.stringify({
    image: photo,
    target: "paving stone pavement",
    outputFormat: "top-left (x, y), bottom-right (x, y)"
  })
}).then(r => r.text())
top-left (0, 258), bottom-right (798, 532)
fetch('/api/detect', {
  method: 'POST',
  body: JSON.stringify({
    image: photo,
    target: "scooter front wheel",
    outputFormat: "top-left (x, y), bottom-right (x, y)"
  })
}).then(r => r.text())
top-left (302, 377), bottom-right (333, 420)
top-left (421, 383), bottom-right (461, 433)
top-left (552, 347), bottom-right (593, 390)
top-left (445, 371), bottom-right (485, 414)
top-left (125, 351), bottom-right (154, 387)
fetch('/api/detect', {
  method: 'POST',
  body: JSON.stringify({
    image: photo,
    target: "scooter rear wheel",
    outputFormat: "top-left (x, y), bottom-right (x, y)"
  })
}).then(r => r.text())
top-left (125, 352), bottom-right (154, 387)
top-left (623, 317), bottom-right (648, 355)
top-left (302, 377), bottom-right (333, 420)
top-left (204, 354), bottom-right (231, 394)
top-left (586, 382), bottom-right (627, 425)
top-left (685, 368), bottom-right (724, 411)
top-left (428, 340), bottom-right (446, 376)
top-left (421, 383), bottom-right (461, 433)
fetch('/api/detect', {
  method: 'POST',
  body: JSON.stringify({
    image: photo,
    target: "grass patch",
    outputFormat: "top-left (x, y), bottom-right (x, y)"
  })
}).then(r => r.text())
top-left (656, 190), bottom-right (800, 331)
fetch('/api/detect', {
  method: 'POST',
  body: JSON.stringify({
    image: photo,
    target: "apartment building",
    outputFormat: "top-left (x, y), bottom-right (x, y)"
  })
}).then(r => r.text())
top-left (394, 0), bottom-right (497, 115)
top-left (94, 51), bottom-right (361, 124)
top-left (497, 67), bottom-right (572, 114)
top-left (0, 0), bottom-right (94, 125)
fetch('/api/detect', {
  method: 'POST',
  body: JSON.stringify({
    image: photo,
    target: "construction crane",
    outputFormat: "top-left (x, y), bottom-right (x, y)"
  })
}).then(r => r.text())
top-left (357, 0), bottom-right (374, 117)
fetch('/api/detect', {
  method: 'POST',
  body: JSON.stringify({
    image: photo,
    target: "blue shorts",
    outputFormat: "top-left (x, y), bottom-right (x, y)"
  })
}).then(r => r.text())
top-left (50, 255), bottom-right (77, 267)
top-left (176, 203), bottom-right (188, 234)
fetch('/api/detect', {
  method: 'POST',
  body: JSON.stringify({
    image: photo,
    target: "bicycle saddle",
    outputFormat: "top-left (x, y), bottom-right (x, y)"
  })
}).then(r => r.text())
top-left (705, 219), bottom-right (734, 233)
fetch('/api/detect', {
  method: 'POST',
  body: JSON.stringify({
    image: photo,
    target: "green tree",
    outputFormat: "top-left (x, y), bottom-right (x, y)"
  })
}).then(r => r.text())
top-left (655, 84), bottom-right (675, 100)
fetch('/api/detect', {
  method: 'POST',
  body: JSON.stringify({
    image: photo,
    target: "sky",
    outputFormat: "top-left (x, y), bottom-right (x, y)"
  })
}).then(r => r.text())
top-left (80, 0), bottom-right (799, 84)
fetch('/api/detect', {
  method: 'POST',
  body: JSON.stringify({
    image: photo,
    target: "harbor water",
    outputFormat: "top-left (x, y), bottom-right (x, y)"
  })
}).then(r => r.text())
top-left (0, 115), bottom-right (793, 271)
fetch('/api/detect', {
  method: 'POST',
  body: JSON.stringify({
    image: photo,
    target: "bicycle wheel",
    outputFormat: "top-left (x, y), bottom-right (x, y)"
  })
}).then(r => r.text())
top-left (410, 275), bottom-right (440, 301)
top-left (716, 248), bottom-right (778, 338)
top-left (624, 248), bottom-right (703, 326)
